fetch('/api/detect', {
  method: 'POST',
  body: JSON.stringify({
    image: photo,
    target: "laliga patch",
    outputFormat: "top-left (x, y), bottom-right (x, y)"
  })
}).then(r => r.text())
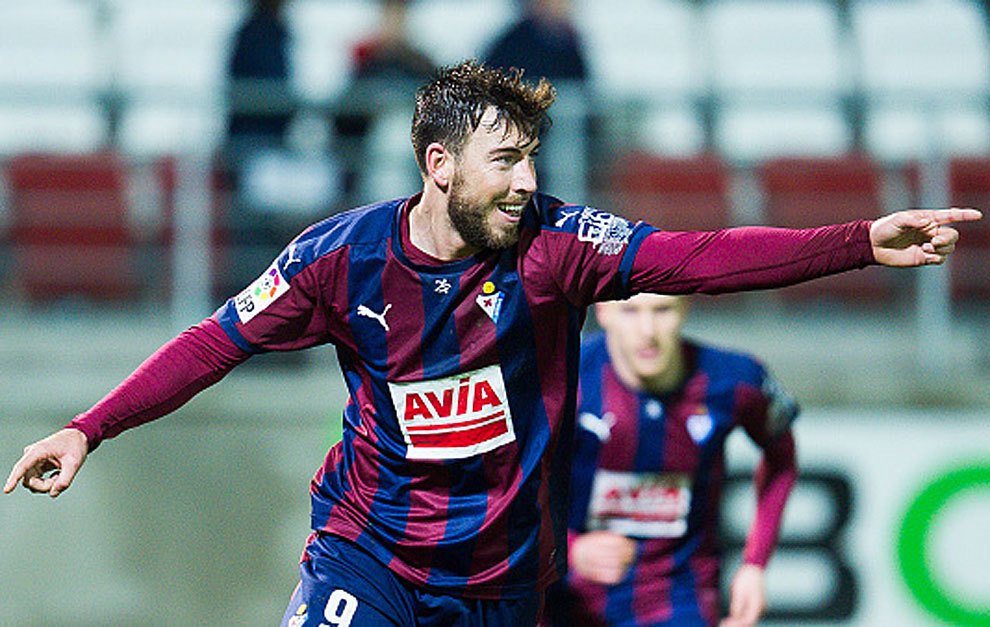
top-left (234, 262), bottom-right (290, 324)
top-left (576, 207), bottom-right (633, 256)
top-left (389, 364), bottom-right (515, 460)
top-left (587, 470), bottom-right (692, 538)
top-left (475, 281), bottom-right (504, 324)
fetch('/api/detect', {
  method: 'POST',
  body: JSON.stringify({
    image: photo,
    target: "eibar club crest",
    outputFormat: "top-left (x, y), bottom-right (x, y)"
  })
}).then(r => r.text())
top-left (476, 281), bottom-right (504, 324)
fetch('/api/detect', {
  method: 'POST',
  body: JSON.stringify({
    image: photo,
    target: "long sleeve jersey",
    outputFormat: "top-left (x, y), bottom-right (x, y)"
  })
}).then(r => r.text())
top-left (561, 333), bottom-right (798, 626)
top-left (68, 192), bottom-right (871, 600)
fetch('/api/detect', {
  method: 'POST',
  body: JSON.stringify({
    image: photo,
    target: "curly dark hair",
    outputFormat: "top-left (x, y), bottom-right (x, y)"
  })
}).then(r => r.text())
top-left (410, 60), bottom-right (556, 173)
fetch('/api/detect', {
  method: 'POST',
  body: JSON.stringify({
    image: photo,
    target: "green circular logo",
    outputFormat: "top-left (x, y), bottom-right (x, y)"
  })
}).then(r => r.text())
top-left (896, 462), bottom-right (990, 626)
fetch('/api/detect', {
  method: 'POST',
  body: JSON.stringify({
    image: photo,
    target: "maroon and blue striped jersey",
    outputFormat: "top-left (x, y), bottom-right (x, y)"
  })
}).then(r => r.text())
top-left (68, 191), bottom-right (872, 601)
top-left (560, 332), bottom-right (798, 626)
top-left (213, 193), bottom-right (657, 599)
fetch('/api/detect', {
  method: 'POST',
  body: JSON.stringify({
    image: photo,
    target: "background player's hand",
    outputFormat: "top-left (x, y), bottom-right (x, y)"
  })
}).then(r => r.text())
top-left (569, 530), bottom-right (636, 585)
top-left (720, 564), bottom-right (766, 627)
top-left (3, 428), bottom-right (88, 498)
top-left (870, 208), bottom-right (982, 267)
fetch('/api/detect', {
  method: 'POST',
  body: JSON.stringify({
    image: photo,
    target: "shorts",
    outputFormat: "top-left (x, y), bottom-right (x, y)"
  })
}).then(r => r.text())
top-left (280, 533), bottom-right (545, 627)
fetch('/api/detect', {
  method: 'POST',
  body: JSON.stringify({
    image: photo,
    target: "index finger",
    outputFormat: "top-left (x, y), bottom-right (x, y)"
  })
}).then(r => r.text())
top-left (932, 208), bottom-right (983, 225)
top-left (3, 454), bottom-right (33, 494)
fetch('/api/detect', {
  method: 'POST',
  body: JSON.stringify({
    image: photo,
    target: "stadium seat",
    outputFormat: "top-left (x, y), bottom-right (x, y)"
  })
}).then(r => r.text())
top-left (6, 153), bottom-right (139, 302)
top-left (946, 157), bottom-right (990, 300)
top-left (112, 0), bottom-right (244, 157)
top-left (288, 0), bottom-right (377, 102)
top-left (0, 1), bottom-right (109, 153)
top-left (0, 105), bottom-right (108, 155)
top-left (756, 156), bottom-right (900, 305)
top-left (605, 151), bottom-right (733, 232)
top-left (411, 0), bottom-right (515, 67)
top-left (851, 0), bottom-right (990, 161)
top-left (575, 0), bottom-right (706, 156)
top-left (704, 0), bottom-right (852, 162)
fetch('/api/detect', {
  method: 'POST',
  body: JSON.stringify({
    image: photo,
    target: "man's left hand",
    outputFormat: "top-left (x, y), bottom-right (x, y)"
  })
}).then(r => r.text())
top-left (870, 208), bottom-right (982, 267)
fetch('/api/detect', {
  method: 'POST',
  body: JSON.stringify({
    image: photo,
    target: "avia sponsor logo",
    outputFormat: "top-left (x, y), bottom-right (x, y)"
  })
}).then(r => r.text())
top-left (234, 262), bottom-right (290, 324)
top-left (388, 364), bottom-right (515, 460)
top-left (587, 470), bottom-right (691, 538)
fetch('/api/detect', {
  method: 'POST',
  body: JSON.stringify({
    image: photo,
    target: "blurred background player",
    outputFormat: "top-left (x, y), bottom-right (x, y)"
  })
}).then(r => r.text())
top-left (547, 293), bottom-right (798, 627)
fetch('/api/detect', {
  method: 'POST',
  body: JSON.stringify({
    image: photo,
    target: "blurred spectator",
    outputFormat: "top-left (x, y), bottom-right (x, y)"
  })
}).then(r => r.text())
top-left (333, 0), bottom-right (437, 203)
top-left (222, 0), bottom-right (318, 312)
top-left (482, 0), bottom-right (589, 83)
top-left (224, 0), bottom-right (293, 155)
top-left (483, 0), bottom-right (591, 197)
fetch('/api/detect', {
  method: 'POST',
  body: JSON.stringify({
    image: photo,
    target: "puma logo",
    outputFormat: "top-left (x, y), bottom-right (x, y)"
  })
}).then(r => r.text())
top-left (357, 304), bottom-right (392, 331)
top-left (579, 411), bottom-right (615, 442)
top-left (285, 243), bottom-right (304, 267)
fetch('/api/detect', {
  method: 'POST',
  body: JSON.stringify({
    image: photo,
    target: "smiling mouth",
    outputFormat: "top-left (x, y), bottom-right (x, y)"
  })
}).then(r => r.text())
top-left (497, 203), bottom-right (524, 220)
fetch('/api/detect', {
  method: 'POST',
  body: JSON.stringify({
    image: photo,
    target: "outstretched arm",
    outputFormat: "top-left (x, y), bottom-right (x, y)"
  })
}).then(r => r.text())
top-left (627, 208), bottom-right (982, 296)
top-left (3, 316), bottom-right (249, 498)
top-left (870, 208), bottom-right (982, 267)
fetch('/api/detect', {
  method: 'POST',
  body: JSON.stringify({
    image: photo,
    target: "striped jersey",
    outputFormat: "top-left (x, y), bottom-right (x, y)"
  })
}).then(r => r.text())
top-left (561, 332), bottom-right (798, 625)
top-left (68, 191), bottom-right (873, 601)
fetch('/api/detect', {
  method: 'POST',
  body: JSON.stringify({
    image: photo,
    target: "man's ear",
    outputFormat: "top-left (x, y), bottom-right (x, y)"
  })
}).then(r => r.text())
top-left (425, 142), bottom-right (453, 190)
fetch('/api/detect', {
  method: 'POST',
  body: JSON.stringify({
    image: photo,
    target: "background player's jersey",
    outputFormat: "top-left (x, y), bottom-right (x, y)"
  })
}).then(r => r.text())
top-left (215, 192), bottom-right (654, 599)
top-left (563, 332), bottom-right (798, 625)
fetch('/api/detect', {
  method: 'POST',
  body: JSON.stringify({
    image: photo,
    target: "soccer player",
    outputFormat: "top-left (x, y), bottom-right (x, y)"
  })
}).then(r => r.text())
top-left (4, 61), bottom-right (980, 626)
top-left (547, 293), bottom-right (797, 627)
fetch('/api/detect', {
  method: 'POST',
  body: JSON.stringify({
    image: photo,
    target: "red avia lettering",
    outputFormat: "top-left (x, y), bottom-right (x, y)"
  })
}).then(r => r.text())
top-left (403, 376), bottom-right (504, 421)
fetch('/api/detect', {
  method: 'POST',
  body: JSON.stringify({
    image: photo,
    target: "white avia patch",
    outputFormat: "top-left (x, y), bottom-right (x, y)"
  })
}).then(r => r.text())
top-left (587, 470), bottom-right (692, 538)
top-left (388, 364), bottom-right (515, 460)
top-left (234, 262), bottom-right (290, 324)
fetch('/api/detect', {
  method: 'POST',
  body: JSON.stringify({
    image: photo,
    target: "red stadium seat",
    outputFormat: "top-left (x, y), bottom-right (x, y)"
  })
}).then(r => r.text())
top-left (607, 151), bottom-right (733, 232)
top-left (756, 155), bottom-right (900, 305)
top-left (947, 157), bottom-right (990, 300)
top-left (6, 152), bottom-right (139, 302)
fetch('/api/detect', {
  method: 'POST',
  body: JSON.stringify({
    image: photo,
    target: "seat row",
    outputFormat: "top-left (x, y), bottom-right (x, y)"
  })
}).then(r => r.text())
top-left (2, 151), bottom-right (987, 305)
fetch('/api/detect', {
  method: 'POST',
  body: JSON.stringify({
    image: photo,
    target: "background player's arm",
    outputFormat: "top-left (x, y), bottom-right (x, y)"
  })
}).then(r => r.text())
top-left (722, 431), bottom-right (796, 627)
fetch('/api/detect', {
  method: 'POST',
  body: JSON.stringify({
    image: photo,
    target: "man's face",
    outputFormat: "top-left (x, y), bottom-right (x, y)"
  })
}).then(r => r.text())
top-left (447, 107), bottom-right (539, 250)
top-left (596, 294), bottom-right (688, 384)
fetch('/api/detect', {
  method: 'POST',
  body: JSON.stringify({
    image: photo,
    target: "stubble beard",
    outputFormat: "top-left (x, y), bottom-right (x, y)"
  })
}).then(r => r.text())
top-left (447, 172), bottom-right (520, 251)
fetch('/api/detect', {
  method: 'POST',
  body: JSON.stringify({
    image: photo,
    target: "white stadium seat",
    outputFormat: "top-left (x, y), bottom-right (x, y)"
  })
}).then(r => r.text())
top-left (852, 0), bottom-right (990, 160)
top-left (410, 0), bottom-right (515, 67)
top-left (703, 0), bottom-right (851, 162)
top-left (288, 0), bottom-right (377, 102)
top-left (112, 0), bottom-right (243, 157)
top-left (0, 105), bottom-right (108, 154)
top-left (575, 0), bottom-right (706, 155)
top-left (0, 1), bottom-right (108, 153)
